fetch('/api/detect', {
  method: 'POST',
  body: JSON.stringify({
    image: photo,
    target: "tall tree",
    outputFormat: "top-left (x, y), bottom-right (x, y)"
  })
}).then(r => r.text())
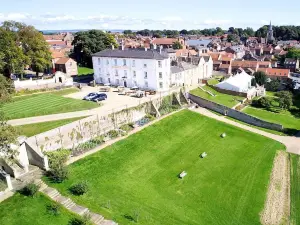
top-left (0, 75), bottom-right (17, 159)
top-left (0, 27), bottom-right (26, 77)
top-left (72, 30), bottom-right (118, 67)
top-left (0, 21), bottom-right (51, 76)
top-left (254, 71), bottom-right (267, 86)
top-left (286, 47), bottom-right (300, 59)
top-left (172, 41), bottom-right (183, 49)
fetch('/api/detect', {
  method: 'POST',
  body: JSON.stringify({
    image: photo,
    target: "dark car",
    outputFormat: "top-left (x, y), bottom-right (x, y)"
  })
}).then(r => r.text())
top-left (91, 93), bottom-right (107, 102)
top-left (83, 92), bottom-right (98, 101)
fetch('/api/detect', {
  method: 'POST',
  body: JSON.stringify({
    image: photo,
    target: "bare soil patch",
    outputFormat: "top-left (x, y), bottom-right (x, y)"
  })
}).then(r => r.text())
top-left (261, 151), bottom-right (290, 225)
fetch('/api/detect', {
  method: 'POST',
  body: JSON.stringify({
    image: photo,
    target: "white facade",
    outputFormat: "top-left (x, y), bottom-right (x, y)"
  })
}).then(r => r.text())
top-left (171, 57), bottom-right (213, 87)
top-left (93, 55), bottom-right (171, 91)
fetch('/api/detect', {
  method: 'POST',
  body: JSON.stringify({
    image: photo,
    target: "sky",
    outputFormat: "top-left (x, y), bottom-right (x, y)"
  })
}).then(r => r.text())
top-left (0, 0), bottom-right (300, 31)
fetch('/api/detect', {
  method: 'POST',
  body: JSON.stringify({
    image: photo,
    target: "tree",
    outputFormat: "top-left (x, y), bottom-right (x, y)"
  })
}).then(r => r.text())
top-left (286, 47), bottom-right (300, 59)
top-left (0, 27), bottom-right (26, 77)
top-left (0, 21), bottom-right (51, 77)
top-left (265, 79), bottom-right (281, 91)
top-left (123, 30), bottom-right (132, 35)
top-left (227, 34), bottom-right (239, 43)
top-left (172, 41), bottom-right (183, 49)
top-left (72, 30), bottom-right (118, 67)
top-left (0, 75), bottom-right (17, 159)
top-left (275, 91), bottom-right (293, 109)
top-left (254, 71), bottom-right (267, 86)
top-left (180, 29), bottom-right (188, 35)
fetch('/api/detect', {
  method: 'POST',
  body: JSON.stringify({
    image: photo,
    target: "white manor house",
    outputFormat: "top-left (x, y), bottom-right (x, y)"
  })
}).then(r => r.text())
top-left (92, 46), bottom-right (213, 91)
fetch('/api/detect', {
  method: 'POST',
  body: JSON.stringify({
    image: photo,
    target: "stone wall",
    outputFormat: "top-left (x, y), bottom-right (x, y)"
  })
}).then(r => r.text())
top-left (26, 104), bottom-right (150, 152)
top-left (188, 93), bottom-right (283, 131)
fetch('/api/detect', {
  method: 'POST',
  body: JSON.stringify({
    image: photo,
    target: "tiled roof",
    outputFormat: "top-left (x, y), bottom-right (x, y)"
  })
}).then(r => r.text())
top-left (51, 50), bottom-right (65, 59)
top-left (55, 57), bottom-right (72, 64)
top-left (152, 38), bottom-right (177, 45)
top-left (232, 60), bottom-right (258, 68)
top-left (175, 49), bottom-right (197, 57)
top-left (44, 35), bottom-right (64, 41)
top-left (257, 61), bottom-right (271, 66)
top-left (220, 56), bottom-right (232, 61)
top-left (258, 68), bottom-right (290, 77)
top-left (92, 49), bottom-right (169, 60)
top-left (47, 41), bottom-right (67, 46)
top-left (219, 64), bottom-right (231, 69)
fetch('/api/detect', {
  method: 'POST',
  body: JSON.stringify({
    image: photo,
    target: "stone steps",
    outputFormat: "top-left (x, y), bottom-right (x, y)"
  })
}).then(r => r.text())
top-left (89, 212), bottom-right (104, 225)
top-left (35, 179), bottom-right (118, 225)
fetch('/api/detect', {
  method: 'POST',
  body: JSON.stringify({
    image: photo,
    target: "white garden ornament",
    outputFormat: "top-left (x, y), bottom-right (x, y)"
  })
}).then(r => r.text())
top-left (221, 133), bottom-right (226, 138)
top-left (179, 171), bottom-right (187, 178)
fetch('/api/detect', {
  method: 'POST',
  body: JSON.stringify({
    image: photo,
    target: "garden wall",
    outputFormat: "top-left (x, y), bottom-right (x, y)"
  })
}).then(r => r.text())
top-left (26, 105), bottom-right (149, 152)
top-left (188, 93), bottom-right (283, 131)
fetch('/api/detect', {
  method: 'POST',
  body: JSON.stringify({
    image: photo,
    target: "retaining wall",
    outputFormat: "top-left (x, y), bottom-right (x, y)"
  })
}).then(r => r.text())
top-left (188, 93), bottom-right (283, 131)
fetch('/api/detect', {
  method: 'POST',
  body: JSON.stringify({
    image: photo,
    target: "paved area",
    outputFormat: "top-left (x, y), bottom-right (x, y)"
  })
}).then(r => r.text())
top-left (190, 107), bottom-right (300, 155)
top-left (8, 86), bottom-right (182, 126)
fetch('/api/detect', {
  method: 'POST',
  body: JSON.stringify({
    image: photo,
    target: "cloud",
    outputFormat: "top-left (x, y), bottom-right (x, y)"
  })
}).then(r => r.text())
top-left (0, 12), bottom-right (286, 30)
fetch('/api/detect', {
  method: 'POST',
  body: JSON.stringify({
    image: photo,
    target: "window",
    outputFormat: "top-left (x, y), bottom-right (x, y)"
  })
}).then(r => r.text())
top-left (115, 70), bottom-right (118, 76)
top-left (107, 72), bottom-right (110, 76)
top-left (132, 60), bottom-right (135, 67)
top-left (70, 62), bottom-right (72, 66)
top-left (133, 71), bottom-right (136, 78)
top-left (134, 81), bottom-right (137, 86)
top-left (99, 68), bottom-right (101, 74)
top-left (145, 81), bottom-right (148, 88)
top-left (159, 72), bottom-right (163, 79)
top-left (108, 78), bottom-right (111, 83)
top-left (144, 72), bottom-right (148, 79)
top-left (116, 79), bottom-right (119, 85)
top-left (124, 70), bottom-right (127, 77)
top-left (158, 61), bottom-right (162, 68)
top-left (99, 77), bottom-right (103, 83)
top-left (159, 82), bottom-right (163, 89)
top-left (106, 59), bottom-right (109, 65)
top-left (123, 59), bottom-right (126, 66)
top-left (144, 63), bottom-right (147, 68)
top-left (114, 59), bottom-right (117, 66)
top-left (98, 58), bottom-right (101, 65)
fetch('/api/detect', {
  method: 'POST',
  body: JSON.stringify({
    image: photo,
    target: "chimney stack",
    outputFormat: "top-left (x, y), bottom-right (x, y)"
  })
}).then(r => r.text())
top-left (160, 45), bottom-right (163, 54)
top-left (153, 44), bottom-right (157, 50)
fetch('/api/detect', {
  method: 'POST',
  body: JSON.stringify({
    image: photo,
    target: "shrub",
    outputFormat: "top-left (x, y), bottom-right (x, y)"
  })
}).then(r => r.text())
top-left (119, 124), bottom-right (134, 132)
top-left (144, 114), bottom-right (156, 121)
top-left (68, 217), bottom-right (91, 225)
top-left (45, 149), bottom-right (71, 183)
top-left (69, 181), bottom-right (89, 196)
top-left (47, 202), bottom-right (61, 216)
top-left (252, 97), bottom-right (271, 109)
top-left (0, 179), bottom-right (7, 191)
top-left (21, 183), bottom-right (39, 197)
top-left (107, 130), bottom-right (119, 139)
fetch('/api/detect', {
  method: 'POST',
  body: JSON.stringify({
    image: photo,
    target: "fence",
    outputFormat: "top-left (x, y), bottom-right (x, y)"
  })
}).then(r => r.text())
top-left (188, 93), bottom-right (283, 131)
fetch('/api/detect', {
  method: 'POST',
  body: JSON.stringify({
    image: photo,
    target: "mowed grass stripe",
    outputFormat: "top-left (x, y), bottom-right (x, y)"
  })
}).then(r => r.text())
top-left (45, 110), bottom-right (284, 225)
top-left (3, 94), bottom-right (98, 119)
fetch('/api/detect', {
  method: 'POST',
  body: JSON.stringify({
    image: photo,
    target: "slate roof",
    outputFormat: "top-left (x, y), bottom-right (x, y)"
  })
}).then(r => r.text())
top-left (186, 39), bottom-right (212, 47)
top-left (171, 66), bottom-right (184, 74)
top-left (92, 49), bottom-right (169, 60)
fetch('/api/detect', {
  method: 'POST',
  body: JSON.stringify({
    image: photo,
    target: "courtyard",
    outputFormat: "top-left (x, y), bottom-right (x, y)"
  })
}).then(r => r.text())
top-left (45, 110), bottom-right (284, 225)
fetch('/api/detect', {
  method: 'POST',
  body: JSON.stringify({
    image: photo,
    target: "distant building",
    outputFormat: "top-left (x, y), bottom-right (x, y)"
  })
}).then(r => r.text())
top-left (92, 47), bottom-right (213, 91)
top-left (54, 58), bottom-right (78, 76)
top-left (284, 58), bottom-right (299, 72)
top-left (266, 21), bottom-right (275, 42)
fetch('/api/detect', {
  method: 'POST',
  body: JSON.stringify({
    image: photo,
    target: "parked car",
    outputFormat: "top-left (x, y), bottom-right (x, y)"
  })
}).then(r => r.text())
top-left (91, 93), bottom-right (107, 102)
top-left (83, 92), bottom-right (98, 101)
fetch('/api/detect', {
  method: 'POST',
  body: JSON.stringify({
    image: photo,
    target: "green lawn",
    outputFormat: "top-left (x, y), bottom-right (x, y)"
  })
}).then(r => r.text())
top-left (3, 91), bottom-right (98, 120)
top-left (290, 154), bottom-right (300, 225)
top-left (0, 193), bottom-right (76, 225)
top-left (16, 117), bottom-right (85, 137)
top-left (207, 78), bottom-right (219, 86)
top-left (78, 66), bottom-right (94, 76)
top-left (243, 107), bottom-right (300, 135)
top-left (190, 87), bottom-right (245, 108)
top-left (45, 110), bottom-right (284, 225)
